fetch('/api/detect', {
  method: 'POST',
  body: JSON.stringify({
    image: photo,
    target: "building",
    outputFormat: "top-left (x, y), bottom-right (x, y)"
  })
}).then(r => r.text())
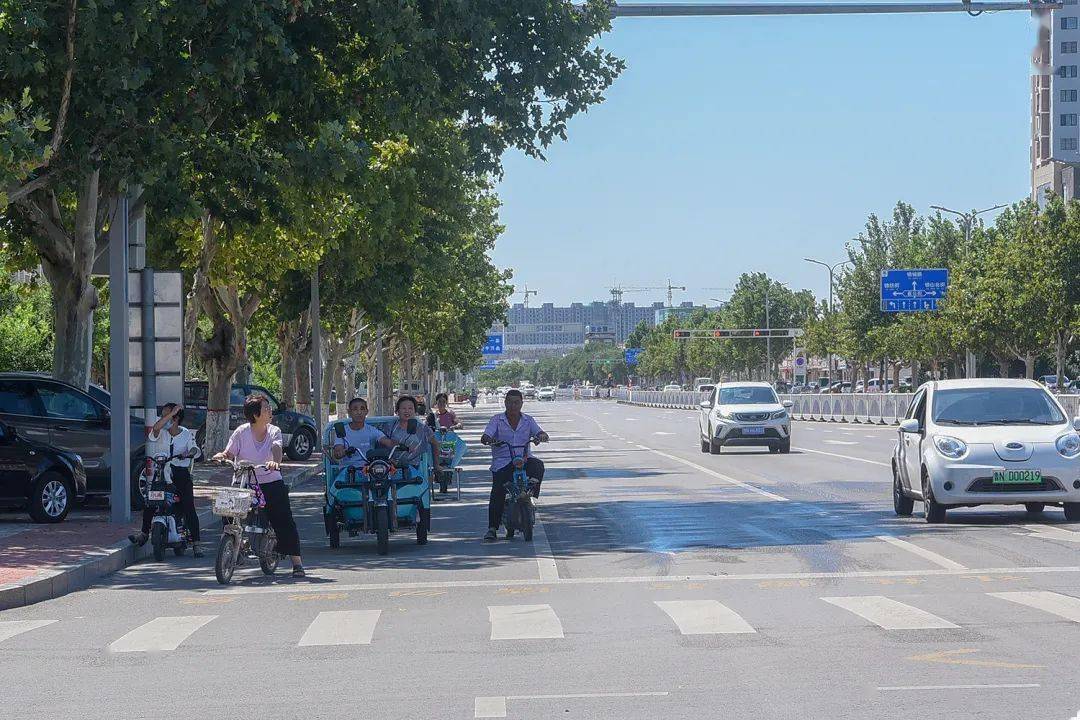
top-left (1033, 1), bottom-right (1080, 203)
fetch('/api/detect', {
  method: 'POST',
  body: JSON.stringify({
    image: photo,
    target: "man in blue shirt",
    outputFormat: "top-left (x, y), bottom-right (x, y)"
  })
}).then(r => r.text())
top-left (480, 389), bottom-right (549, 541)
top-left (332, 398), bottom-right (396, 471)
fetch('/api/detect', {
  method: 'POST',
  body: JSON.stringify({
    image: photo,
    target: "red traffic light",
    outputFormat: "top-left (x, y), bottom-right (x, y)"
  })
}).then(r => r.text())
top-left (673, 330), bottom-right (691, 339)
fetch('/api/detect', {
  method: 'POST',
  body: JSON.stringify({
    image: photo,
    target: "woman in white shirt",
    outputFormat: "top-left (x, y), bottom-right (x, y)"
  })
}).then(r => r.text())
top-left (129, 403), bottom-right (203, 556)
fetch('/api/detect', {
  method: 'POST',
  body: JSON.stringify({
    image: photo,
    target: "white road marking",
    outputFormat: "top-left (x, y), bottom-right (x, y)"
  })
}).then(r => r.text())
top-left (990, 591), bottom-right (1080, 622)
top-left (0, 619), bottom-right (57, 644)
top-left (645, 447), bottom-right (789, 501)
top-left (489, 604), bottom-right (564, 640)
top-left (822, 596), bottom-right (959, 630)
top-left (655, 600), bottom-right (756, 635)
top-left (109, 615), bottom-right (217, 652)
top-left (824, 440), bottom-right (858, 446)
top-left (793, 446), bottom-right (889, 467)
top-left (298, 610), bottom-right (382, 646)
top-left (653, 431), bottom-right (674, 435)
top-left (878, 684), bottom-right (1039, 692)
top-left (205, 566), bottom-right (1080, 596)
top-left (1024, 524), bottom-right (1080, 543)
top-left (533, 513), bottom-right (559, 582)
top-left (876, 535), bottom-right (968, 570)
top-left (476, 693), bottom-right (670, 719)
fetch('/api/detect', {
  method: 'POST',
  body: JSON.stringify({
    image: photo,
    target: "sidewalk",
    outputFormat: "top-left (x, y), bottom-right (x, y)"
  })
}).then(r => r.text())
top-left (0, 457), bottom-right (322, 610)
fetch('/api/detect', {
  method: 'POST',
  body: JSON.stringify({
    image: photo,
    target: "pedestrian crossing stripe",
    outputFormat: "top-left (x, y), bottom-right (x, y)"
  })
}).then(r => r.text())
top-left (5, 591), bottom-right (1080, 650)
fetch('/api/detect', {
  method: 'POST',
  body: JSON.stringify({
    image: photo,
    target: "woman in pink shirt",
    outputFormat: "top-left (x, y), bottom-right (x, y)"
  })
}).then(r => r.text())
top-left (212, 394), bottom-right (305, 577)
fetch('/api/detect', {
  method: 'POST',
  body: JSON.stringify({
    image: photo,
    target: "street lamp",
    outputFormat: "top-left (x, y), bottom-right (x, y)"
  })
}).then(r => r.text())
top-left (929, 203), bottom-right (1007, 378)
top-left (804, 257), bottom-right (851, 385)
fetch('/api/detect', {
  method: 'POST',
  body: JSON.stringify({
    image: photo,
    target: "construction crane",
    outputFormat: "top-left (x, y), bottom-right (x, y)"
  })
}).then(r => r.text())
top-left (519, 283), bottom-right (539, 309)
top-left (614, 280), bottom-right (686, 308)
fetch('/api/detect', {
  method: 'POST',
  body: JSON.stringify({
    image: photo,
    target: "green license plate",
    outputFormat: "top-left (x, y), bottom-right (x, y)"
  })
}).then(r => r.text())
top-left (992, 469), bottom-right (1042, 484)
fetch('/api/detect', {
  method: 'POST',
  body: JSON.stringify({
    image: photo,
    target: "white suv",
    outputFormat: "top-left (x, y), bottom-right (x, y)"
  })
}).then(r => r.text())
top-left (698, 382), bottom-right (793, 454)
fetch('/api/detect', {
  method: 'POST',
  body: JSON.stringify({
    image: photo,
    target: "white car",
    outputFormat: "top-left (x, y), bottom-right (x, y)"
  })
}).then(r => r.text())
top-left (698, 382), bottom-right (793, 454)
top-left (662, 383), bottom-right (682, 392)
top-left (892, 379), bottom-right (1080, 523)
top-left (536, 386), bottom-right (556, 401)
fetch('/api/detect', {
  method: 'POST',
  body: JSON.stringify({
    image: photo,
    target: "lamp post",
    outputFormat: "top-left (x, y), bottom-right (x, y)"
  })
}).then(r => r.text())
top-left (929, 203), bottom-right (1007, 378)
top-left (804, 257), bottom-right (850, 386)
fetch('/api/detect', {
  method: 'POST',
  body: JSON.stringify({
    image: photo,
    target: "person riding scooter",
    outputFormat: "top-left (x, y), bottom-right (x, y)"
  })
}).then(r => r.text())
top-left (480, 389), bottom-right (549, 541)
top-left (331, 397), bottom-right (397, 474)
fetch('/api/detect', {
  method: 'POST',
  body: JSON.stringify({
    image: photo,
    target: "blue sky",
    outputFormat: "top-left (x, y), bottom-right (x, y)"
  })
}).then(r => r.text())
top-left (493, 3), bottom-right (1036, 307)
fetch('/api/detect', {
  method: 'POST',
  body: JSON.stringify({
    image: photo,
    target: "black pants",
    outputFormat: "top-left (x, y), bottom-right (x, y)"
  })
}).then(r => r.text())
top-left (141, 467), bottom-right (200, 542)
top-left (260, 480), bottom-right (301, 557)
top-left (488, 458), bottom-right (545, 530)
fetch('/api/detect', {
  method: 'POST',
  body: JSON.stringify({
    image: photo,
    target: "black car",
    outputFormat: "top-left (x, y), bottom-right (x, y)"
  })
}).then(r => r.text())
top-left (0, 373), bottom-right (147, 508)
top-left (183, 382), bottom-right (319, 460)
top-left (0, 420), bottom-right (87, 522)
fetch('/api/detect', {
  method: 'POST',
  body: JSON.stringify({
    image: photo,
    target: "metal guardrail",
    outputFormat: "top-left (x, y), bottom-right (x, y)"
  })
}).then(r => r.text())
top-left (619, 390), bottom-right (1080, 425)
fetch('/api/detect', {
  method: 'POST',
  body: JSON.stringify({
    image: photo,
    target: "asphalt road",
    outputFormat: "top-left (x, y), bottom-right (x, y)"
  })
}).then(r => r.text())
top-left (3, 399), bottom-right (1080, 719)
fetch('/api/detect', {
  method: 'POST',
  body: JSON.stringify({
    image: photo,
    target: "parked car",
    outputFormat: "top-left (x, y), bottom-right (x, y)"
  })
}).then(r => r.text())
top-left (0, 420), bottom-right (87, 522)
top-left (536, 386), bottom-right (557, 401)
top-left (1041, 375), bottom-right (1072, 392)
top-left (182, 382), bottom-right (319, 460)
top-left (892, 378), bottom-right (1080, 523)
top-left (0, 373), bottom-right (147, 508)
top-left (698, 382), bottom-right (793, 454)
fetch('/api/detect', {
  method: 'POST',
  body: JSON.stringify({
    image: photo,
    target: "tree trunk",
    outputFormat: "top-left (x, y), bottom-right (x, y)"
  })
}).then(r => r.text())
top-left (295, 312), bottom-right (312, 415)
top-left (910, 359), bottom-right (921, 389)
top-left (1056, 330), bottom-right (1070, 387)
top-left (278, 320), bottom-right (297, 410)
top-left (992, 352), bottom-right (1010, 378)
top-left (1023, 353), bottom-right (1036, 379)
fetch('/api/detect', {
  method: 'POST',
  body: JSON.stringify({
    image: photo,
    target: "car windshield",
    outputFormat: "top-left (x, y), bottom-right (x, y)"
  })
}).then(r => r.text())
top-left (932, 388), bottom-right (1066, 426)
top-left (719, 387), bottom-right (778, 405)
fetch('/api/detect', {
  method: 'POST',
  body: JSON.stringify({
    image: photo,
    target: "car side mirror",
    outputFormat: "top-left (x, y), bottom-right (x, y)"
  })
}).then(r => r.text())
top-left (899, 418), bottom-right (921, 434)
top-left (783, 400), bottom-right (794, 409)
top-left (1073, 417), bottom-right (1080, 432)
top-left (699, 400), bottom-right (712, 409)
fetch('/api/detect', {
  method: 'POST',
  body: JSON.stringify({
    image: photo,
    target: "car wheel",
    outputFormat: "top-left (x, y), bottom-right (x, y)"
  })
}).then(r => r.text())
top-left (779, 438), bottom-right (791, 454)
top-left (709, 437), bottom-right (722, 455)
top-left (922, 471), bottom-right (947, 524)
top-left (892, 462), bottom-right (914, 517)
top-left (286, 427), bottom-right (315, 461)
top-left (700, 436), bottom-right (709, 454)
top-left (1024, 502), bottom-right (1046, 515)
top-left (1065, 502), bottom-right (1080, 521)
top-left (29, 472), bottom-right (72, 523)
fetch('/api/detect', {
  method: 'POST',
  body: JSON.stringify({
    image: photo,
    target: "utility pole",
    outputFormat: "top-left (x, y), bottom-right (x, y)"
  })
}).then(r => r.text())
top-left (765, 283), bottom-right (771, 382)
top-left (521, 283), bottom-right (538, 309)
top-left (930, 203), bottom-right (1006, 378)
top-left (310, 267), bottom-right (322, 450)
top-left (804, 257), bottom-right (851, 386)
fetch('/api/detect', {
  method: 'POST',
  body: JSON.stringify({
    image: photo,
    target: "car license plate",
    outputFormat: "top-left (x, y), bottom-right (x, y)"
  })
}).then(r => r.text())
top-left (148, 490), bottom-right (165, 501)
top-left (992, 469), bottom-right (1042, 484)
top-left (743, 426), bottom-right (765, 436)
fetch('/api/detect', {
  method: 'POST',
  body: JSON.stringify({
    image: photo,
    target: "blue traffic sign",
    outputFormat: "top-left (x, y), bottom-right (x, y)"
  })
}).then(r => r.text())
top-left (624, 347), bottom-right (645, 366)
top-left (479, 360), bottom-right (498, 371)
top-left (482, 333), bottom-right (504, 355)
top-left (880, 268), bottom-right (949, 312)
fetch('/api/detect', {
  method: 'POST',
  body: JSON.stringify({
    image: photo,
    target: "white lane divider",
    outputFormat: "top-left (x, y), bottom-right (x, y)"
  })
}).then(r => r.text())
top-left (298, 610), bottom-right (382, 646)
top-left (532, 514), bottom-right (560, 582)
top-left (655, 600), bottom-right (756, 635)
top-left (1023, 524), bottom-right (1080, 543)
top-left (0, 619), bottom-right (57, 644)
top-left (878, 684), bottom-right (1040, 692)
top-left (990, 591), bottom-right (1080, 623)
top-left (824, 440), bottom-right (859, 446)
top-left (645, 448), bottom-right (789, 502)
top-left (109, 615), bottom-right (218, 652)
top-left (793, 446), bottom-right (889, 467)
top-left (822, 596), bottom-right (958, 630)
top-left (876, 535), bottom-right (967, 570)
top-left (488, 604), bottom-right (564, 640)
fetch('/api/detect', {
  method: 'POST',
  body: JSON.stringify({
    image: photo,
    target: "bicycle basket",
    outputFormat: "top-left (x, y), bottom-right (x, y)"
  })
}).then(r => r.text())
top-left (212, 487), bottom-right (254, 518)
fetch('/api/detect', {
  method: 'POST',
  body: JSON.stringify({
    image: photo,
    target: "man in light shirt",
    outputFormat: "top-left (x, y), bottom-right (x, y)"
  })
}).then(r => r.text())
top-left (480, 389), bottom-right (549, 541)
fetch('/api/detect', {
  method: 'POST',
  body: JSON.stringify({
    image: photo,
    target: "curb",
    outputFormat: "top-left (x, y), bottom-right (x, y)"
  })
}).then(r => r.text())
top-left (616, 399), bottom-right (901, 425)
top-left (0, 464), bottom-right (323, 611)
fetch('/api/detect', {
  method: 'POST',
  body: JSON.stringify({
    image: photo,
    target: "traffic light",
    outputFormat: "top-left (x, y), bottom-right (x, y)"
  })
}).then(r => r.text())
top-left (673, 330), bottom-right (691, 339)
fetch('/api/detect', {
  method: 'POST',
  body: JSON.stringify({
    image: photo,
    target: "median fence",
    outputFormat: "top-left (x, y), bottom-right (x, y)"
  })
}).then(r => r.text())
top-left (617, 390), bottom-right (1080, 425)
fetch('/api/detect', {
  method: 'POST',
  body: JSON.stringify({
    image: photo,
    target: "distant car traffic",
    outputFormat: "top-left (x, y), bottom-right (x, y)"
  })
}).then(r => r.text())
top-left (536, 386), bottom-right (556, 401)
top-left (662, 383), bottom-right (682, 392)
top-left (892, 378), bottom-right (1080, 523)
top-left (698, 382), bottom-right (793, 454)
top-left (695, 384), bottom-right (716, 395)
top-left (183, 382), bottom-right (319, 460)
top-left (0, 420), bottom-right (87, 522)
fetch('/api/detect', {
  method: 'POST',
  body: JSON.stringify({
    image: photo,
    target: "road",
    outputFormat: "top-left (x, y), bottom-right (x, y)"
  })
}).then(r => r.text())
top-left (3, 399), bottom-right (1080, 719)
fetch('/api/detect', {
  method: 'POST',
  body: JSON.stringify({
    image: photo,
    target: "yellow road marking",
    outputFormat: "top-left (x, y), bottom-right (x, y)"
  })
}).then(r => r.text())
top-left (908, 649), bottom-right (1043, 669)
top-left (389, 589), bottom-right (448, 598)
top-left (962, 575), bottom-right (1021, 583)
top-left (495, 586), bottom-right (551, 596)
top-left (757, 579), bottom-right (814, 589)
top-left (181, 596), bottom-right (235, 605)
top-left (289, 593), bottom-right (348, 601)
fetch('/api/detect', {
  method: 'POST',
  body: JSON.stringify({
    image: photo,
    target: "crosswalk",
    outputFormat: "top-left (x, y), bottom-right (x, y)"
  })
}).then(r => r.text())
top-left (5, 590), bottom-right (1080, 652)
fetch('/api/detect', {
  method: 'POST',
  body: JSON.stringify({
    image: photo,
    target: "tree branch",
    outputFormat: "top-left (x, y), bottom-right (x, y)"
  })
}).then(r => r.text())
top-left (47, 0), bottom-right (78, 165)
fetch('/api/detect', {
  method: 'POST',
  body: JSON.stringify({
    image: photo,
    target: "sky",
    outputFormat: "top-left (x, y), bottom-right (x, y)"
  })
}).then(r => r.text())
top-left (492, 2), bottom-right (1037, 308)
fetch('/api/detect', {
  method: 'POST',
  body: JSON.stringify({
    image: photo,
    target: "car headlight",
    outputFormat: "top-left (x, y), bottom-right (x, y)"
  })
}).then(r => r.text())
top-left (933, 435), bottom-right (968, 460)
top-left (714, 409), bottom-right (733, 420)
top-left (770, 410), bottom-right (787, 420)
top-left (1056, 433), bottom-right (1080, 458)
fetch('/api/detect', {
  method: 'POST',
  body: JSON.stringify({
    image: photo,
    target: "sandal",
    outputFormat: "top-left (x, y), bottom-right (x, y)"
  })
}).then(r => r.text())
top-left (483, 528), bottom-right (497, 542)
top-left (292, 565), bottom-right (306, 578)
